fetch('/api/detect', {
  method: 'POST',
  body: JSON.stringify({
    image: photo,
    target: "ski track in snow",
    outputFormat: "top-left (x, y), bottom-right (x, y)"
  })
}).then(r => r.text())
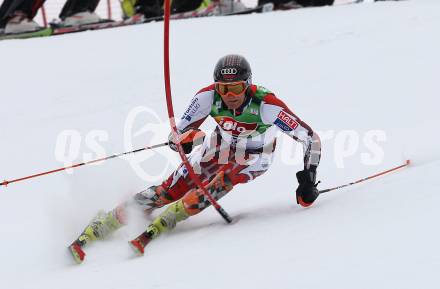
top-left (1, 1), bottom-right (440, 288)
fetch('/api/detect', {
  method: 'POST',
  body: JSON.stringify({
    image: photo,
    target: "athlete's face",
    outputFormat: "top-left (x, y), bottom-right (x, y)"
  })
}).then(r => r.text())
top-left (221, 93), bottom-right (246, 110)
top-left (215, 81), bottom-right (247, 110)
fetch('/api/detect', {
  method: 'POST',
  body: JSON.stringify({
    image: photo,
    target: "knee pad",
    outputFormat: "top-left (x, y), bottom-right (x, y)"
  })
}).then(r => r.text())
top-left (133, 186), bottom-right (161, 209)
top-left (134, 185), bottom-right (177, 210)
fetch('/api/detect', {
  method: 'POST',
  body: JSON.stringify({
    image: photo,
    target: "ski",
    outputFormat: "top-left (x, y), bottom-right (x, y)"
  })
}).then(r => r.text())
top-left (0, 27), bottom-right (52, 40)
top-left (0, 17), bottom-right (154, 41)
top-left (50, 18), bottom-right (152, 35)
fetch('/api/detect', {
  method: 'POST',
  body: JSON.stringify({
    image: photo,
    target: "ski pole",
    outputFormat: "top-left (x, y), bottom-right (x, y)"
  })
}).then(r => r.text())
top-left (0, 142), bottom-right (169, 187)
top-left (319, 159), bottom-right (411, 194)
top-left (162, 0), bottom-right (232, 223)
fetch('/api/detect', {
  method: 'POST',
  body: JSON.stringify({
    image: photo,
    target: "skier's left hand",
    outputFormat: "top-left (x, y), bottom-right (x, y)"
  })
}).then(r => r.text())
top-left (296, 168), bottom-right (320, 207)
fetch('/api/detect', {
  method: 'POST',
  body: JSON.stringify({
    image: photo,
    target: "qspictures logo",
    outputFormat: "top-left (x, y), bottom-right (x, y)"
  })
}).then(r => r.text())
top-left (53, 106), bottom-right (389, 180)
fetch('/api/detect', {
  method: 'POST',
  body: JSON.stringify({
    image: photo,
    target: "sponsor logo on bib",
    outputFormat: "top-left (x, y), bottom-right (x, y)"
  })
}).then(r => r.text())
top-left (274, 110), bottom-right (298, 132)
top-left (216, 116), bottom-right (257, 136)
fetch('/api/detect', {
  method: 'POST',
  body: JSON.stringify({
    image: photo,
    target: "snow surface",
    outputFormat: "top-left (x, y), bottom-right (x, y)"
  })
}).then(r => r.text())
top-left (1, 1), bottom-right (440, 288)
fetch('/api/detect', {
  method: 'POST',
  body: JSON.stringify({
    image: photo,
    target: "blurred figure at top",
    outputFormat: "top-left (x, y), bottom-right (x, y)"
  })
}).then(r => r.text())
top-left (58, 0), bottom-right (105, 26)
top-left (120, 0), bottom-right (247, 21)
top-left (0, 0), bottom-right (45, 34)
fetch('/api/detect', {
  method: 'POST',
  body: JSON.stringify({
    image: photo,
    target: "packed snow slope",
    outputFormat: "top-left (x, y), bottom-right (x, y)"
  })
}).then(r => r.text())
top-left (1, 1), bottom-right (440, 288)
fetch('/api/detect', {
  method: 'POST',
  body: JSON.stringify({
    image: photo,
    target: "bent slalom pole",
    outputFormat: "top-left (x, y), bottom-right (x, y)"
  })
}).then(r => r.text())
top-left (0, 142), bottom-right (169, 187)
top-left (162, 0), bottom-right (232, 223)
top-left (320, 159), bottom-right (411, 194)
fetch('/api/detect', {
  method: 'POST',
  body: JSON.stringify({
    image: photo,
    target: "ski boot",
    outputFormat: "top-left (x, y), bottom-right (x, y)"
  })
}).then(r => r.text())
top-left (129, 226), bottom-right (158, 256)
top-left (69, 238), bottom-right (87, 264)
top-left (69, 208), bottom-right (125, 264)
top-left (129, 172), bottom-right (233, 256)
top-left (4, 11), bottom-right (41, 34)
top-left (129, 199), bottom-right (189, 256)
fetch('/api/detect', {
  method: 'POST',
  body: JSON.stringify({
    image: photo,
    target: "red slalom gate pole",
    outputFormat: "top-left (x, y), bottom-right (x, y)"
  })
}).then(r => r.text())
top-left (0, 142), bottom-right (169, 188)
top-left (41, 4), bottom-right (48, 27)
top-left (106, 0), bottom-right (112, 20)
top-left (320, 159), bottom-right (411, 194)
top-left (162, 0), bottom-right (232, 223)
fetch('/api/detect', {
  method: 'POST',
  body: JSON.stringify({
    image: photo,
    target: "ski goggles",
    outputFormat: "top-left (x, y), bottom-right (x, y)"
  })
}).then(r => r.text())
top-left (215, 81), bottom-right (247, 97)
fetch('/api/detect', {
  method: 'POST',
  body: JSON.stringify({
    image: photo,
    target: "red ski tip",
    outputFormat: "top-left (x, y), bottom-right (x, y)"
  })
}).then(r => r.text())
top-left (69, 242), bottom-right (86, 264)
top-left (129, 239), bottom-right (145, 256)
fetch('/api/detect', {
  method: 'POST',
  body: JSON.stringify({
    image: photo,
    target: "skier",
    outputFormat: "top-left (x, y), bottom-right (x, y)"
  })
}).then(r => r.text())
top-left (120, 0), bottom-right (247, 20)
top-left (69, 54), bottom-right (322, 263)
top-left (57, 0), bottom-right (103, 26)
top-left (130, 0), bottom-right (164, 18)
top-left (0, 0), bottom-right (45, 34)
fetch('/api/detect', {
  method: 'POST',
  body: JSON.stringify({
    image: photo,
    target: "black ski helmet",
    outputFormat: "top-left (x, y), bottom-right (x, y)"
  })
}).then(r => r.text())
top-left (213, 54), bottom-right (252, 85)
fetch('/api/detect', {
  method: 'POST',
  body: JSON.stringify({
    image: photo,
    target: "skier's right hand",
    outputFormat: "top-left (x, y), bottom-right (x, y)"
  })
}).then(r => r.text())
top-left (168, 128), bottom-right (205, 154)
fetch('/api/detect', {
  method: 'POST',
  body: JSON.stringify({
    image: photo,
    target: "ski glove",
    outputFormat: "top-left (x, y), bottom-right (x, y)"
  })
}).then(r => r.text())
top-left (296, 168), bottom-right (320, 207)
top-left (168, 128), bottom-right (205, 154)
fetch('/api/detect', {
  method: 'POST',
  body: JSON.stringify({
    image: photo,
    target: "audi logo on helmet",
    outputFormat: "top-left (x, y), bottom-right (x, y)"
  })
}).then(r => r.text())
top-left (220, 68), bottom-right (238, 75)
